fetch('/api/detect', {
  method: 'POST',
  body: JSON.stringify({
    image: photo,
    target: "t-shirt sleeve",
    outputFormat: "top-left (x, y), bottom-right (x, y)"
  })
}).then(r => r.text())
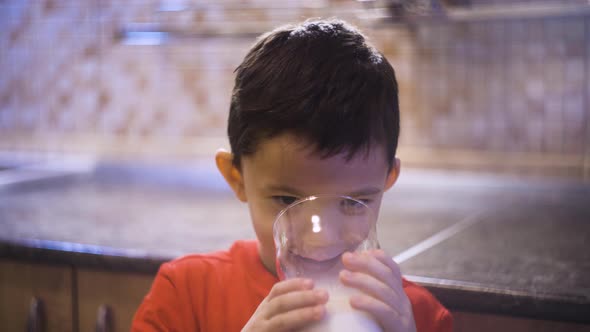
top-left (131, 262), bottom-right (196, 332)
top-left (404, 280), bottom-right (453, 332)
top-left (414, 303), bottom-right (454, 332)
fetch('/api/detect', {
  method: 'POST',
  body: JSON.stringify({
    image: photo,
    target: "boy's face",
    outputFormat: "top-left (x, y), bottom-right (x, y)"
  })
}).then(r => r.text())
top-left (217, 133), bottom-right (400, 275)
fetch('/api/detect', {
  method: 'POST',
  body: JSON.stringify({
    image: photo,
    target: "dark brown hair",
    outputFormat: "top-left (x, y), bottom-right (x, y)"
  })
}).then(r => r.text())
top-left (228, 19), bottom-right (400, 170)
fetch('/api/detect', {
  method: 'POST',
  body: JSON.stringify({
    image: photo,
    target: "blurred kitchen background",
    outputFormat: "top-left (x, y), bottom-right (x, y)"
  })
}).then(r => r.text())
top-left (1, 0), bottom-right (589, 177)
top-left (1, 1), bottom-right (590, 332)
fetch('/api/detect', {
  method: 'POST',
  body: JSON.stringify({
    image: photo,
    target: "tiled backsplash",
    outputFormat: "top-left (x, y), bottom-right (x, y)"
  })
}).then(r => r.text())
top-left (1, 0), bottom-right (588, 177)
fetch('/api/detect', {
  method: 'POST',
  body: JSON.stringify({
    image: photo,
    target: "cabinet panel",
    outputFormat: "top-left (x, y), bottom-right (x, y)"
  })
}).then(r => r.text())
top-left (453, 311), bottom-right (590, 332)
top-left (77, 269), bottom-right (154, 331)
top-left (0, 260), bottom-right (73, 332)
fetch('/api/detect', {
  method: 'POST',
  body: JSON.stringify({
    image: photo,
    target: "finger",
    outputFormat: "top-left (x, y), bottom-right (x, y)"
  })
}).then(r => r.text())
top-left (372, 250), bottom-right (402, 280)
top-left (342, 252), bottom-right (398, 290)
top-left (267, 278), bottom-right (314, 300)
top-left (350, 293), bottom-right (414, 330)
top-left (371, 250), bottom-right (406, 299)
top-left (266, 288), bottom-right (329, 318)
top-left (350, 292), bottom-right (400, 318)
top-left (268, 305), bottom-right (326, 331)
top-left (339, 269), bottom-right (399, 308)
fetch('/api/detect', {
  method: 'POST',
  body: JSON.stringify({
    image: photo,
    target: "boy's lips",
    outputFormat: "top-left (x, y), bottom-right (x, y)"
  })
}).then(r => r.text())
top-left (289, 242), bottom-right (354, 262)
top-left (287, 250), bottom-right (343, 273)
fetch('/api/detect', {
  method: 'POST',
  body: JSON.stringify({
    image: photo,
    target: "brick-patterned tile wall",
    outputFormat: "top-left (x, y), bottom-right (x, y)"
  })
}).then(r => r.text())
top-left (405, 17), bottom-right (588, 155)
top-left (0, 0), bottom-right (588, 176)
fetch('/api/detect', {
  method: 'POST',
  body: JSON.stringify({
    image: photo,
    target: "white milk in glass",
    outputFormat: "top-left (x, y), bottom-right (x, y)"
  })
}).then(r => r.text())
top-left (300, 280), bottom-right (382, 332)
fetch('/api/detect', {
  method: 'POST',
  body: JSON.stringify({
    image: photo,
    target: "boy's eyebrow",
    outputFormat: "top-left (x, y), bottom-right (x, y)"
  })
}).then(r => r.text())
top-left (266, 185), bottom-right (305, 196)
top-left (267, 185), bottom-right (382, 197)
top-left (346, 187), bottom-right (382, 197)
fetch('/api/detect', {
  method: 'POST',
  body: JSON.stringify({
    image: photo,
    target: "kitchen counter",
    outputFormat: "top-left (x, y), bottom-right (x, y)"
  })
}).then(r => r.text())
top-left (1, 160), bottom-right (589, 323)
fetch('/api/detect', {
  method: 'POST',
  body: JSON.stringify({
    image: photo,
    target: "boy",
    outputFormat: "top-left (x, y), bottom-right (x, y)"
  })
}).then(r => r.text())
top-left (132, 19), bottom-right (452, 331)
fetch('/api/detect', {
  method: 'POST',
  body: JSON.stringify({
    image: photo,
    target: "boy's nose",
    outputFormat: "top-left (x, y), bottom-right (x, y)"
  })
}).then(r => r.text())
top-left (305, 213), bottom-right (338, 239)
top-left (298, 215), bottom-right (347, 260)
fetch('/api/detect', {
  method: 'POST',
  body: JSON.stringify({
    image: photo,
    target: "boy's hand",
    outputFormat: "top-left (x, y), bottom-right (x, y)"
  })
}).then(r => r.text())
top-left (339, 250), bottom-right (417, 332)
top-left (242, 278), bottom-right (329, 332)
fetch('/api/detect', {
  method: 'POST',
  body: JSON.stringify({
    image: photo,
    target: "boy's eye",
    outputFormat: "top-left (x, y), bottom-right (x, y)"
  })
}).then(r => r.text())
top-left (273, 196), bottom-right (298, 206)
top-left (339, 198), bottom-right (370, 215)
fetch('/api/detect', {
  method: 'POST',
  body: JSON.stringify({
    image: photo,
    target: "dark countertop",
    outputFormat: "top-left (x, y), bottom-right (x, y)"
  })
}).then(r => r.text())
top-left (1, 160), bottom-right (589, 323)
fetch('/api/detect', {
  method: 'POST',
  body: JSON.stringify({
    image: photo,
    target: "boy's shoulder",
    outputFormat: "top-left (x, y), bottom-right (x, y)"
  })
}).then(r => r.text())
top-left (133, 240), bottom-right (271, 330)
top-left (156, 239), bottom-right (272, 287)
top-left (402, 278), bottom-right (439, 303)
top-left (163, 240), bottom-right (258, 272)
top-left (153, 239), bottom-right (276, 300)
top-left (402, 278), bottom-right (453, 330)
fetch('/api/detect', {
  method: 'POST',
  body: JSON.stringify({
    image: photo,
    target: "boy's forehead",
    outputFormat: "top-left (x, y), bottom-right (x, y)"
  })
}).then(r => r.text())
top-left (242, 133), bottom-right (389, 191)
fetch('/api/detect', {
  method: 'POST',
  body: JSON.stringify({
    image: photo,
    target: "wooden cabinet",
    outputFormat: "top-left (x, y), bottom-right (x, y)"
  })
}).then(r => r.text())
top-left (0, 260), bottom-right (154, 332)
top-left (6, 260), bottom-right (588, 332)
top-left (0, 260), bottom-right (74, 332)
top-left (77, 269), bottom-right (153, 332)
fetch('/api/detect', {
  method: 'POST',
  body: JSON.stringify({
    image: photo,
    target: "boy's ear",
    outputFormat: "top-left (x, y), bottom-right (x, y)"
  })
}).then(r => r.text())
top-left (384, 158), bottom-right (401, 192)
top-left (215, 149), bottom-right (247, 202)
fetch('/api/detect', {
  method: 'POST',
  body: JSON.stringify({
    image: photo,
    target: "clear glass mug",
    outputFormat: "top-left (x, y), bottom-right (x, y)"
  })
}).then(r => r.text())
top-left (273, 195), bottom-right (383, 332)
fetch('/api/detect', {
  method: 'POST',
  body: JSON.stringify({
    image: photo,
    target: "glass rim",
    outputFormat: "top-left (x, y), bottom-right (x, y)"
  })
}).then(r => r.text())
top-left (272, 194), bottom-right (375, 238)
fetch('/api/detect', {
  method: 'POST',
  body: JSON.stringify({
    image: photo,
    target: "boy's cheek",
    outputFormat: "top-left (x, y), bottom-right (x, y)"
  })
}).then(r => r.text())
top-left (249, 200), bottom-right (282, 238)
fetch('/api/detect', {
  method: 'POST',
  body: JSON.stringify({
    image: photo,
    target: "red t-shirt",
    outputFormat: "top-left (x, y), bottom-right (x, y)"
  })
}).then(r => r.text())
top-left (132, 240), bottom-right (452, 332)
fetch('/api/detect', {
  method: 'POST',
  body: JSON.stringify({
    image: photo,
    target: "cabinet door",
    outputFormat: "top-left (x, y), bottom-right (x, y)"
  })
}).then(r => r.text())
top-left (0, 260), bottom-right (73, 332)
top-left (77, 269), bottom-right (154, 331)
top-left (453, 311), bottom-right (590, 332)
